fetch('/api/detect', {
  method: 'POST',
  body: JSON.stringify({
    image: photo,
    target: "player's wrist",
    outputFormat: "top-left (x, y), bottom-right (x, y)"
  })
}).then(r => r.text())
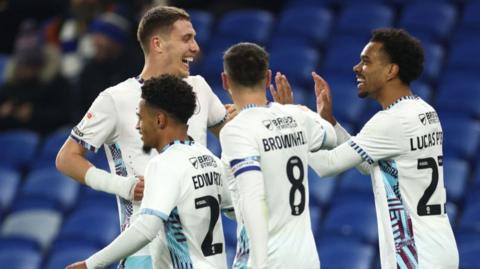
top-left (85, 167), bottom-right (137, 200)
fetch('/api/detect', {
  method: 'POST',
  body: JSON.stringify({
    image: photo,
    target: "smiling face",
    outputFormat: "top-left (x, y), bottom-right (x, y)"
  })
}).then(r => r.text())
top-left (160, 19), bottom-right (199, 78)
top-left (353, 42), bottom-right (392, 99)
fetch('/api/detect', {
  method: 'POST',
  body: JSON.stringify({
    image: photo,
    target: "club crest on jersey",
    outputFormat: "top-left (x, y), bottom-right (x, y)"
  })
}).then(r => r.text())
top-left (262, 120), bottom-right (274, 130)
top-left (418, 113), bottom-right (427, 125)
top-left (189, 157), bottom-right (199, 169)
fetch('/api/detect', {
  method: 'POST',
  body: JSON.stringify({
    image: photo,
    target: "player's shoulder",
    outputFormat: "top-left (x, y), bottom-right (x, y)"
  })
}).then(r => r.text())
top-left (103, 77), bottom-right (139, 95)
top-left (184, 75), bottom-right (209, 89)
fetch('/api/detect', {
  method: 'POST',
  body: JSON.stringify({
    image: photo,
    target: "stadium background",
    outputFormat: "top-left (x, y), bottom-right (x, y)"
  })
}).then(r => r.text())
top-left (0, 0), bottom-right (479, 268)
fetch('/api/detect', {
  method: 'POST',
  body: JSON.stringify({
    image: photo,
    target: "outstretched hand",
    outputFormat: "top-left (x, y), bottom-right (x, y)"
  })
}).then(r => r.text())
top-left (270, 72), bottom-right (294, 105)
top-left (312, 72), bottom-right (336, 125)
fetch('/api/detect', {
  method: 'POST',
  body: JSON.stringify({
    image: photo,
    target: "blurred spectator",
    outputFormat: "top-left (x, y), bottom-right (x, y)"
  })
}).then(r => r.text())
top-left (44, 0), bottom-right (109, 80)
top-left (0, 20), bottom-right (72, 135)
top-left (76, 8), bottom-right (142, 114)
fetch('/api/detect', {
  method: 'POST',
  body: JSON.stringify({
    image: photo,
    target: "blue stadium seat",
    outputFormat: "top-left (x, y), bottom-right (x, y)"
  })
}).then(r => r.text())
top-left (207, 131), bottom-right (221, 157)
top-left (76, 185), bottom-right (117, 211)
top-left (188, 9), bottom-right (213, 48)
top-left (446, 202), bottom-right (457, 226)
top-left (45, 243), bottom-right (100, 269)
top-left (446, 38), bottom-right (480, 73)
top-left (0, 167), bottom-right (20, 215)
top-left (221, 215), bottom-right (237, 248)
top-left (421, 42), bottom-right (445, 82)
top-left (284, 0), bottom-right (329, 8)
top-left (436, 76), bottom-right (480, 118)
top-left (458, 202), bottom-right (480, 233)
top-left (318, 240), bottom-right (375, 269)
top-left (270, 7), bottom-right (332, 49)
top-left (411, 81), bottom-right (432, 103)
top-left (1, 209), bottom-right (62, 251)
top-left (309, 168), bottom-right (338, 207)
top-left (0, 247), bottom-right (41, 269)
top-left (0, 237), bottom-right (39, 253)
top-left (337, 169), bottom-right (372, 195)
top-left (57, 206), bottom-right (119, 247)
top-left (399, 2), bottom-right (457, 42)
top-left (443, 158), bottom-right (469, 204)
top-left (32, 127), bottom-right (70, 170)
top-left (336, 3), bottom-right (394, 38)
top-left (19, 168), bottom-right (80, 212)
top-left (209, 9), bottom-right (273, 52)
top-left (310, 205), bottom-right (322, 235)
top-left (269, 47), bottom-right (320, 89)
top-left (458, 239), bottom-right (480, 269)
top-left (441, 118), bottom-right (480, 161)
top-left (323, 199), bottom-right (378, 243)
top-left (455, 1), bottom-right (480, 41)
top-left (322, 38), bottom-right (365, 77)
top-left (0, 130), bottom-right (39, 171)
top-left (199, 49), bottom-right (224, 86)
top-left (328, 81), bottom-right (367, 124)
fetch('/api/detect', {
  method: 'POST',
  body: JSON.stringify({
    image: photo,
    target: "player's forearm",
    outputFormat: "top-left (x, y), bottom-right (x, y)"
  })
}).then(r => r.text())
top-left (332, 124), bottom-right (371, 175)
top-left (237, 172), bottom-right (269, 269)
top-left (86, 215), bottom-right (162, 269)
top-left (310, 142), bottom-right (365, 177)
top-left (56, 137), bottom-right (93, 184)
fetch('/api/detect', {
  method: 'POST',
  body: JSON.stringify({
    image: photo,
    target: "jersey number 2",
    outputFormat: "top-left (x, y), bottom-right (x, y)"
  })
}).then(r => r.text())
top-left (195, 195), bottom-right (223, 256)
top-left (287, 156), bottom-right (306, 216)
top-left (417, 156), bottom-right (443, 216)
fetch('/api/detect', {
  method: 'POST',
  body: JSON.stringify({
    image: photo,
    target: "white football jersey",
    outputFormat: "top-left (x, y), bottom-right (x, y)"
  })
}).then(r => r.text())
top-left (349, 96), bottom-right (458, 269)
top-left (70, 75), bottom-right (227, 257)
top-left (220, 103), bottom-right (336, 269)
top-left (141, 141), bottom-right (228, 269)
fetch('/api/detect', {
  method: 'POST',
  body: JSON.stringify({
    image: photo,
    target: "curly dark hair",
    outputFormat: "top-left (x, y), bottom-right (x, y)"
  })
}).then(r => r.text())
top-left (370, 28), bottom-right (424, 85)
top-left (137, 6), bottom-right (190, 54)
top-left (141, 74), bottom-right (196, 124)
top-left (223, 42), bottom-right (269, 87)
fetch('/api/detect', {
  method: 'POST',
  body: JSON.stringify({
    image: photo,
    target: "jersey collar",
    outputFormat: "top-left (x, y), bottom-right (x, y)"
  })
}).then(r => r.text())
top-left (384, 95), bottom-right (417, 110)
top-left (159, 136), bottom-right (194, 153)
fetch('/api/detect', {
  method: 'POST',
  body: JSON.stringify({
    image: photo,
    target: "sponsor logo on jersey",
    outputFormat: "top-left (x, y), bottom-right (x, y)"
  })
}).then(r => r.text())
top-left (418, 111), bottom-right (439, 125)
top-left (263, 116), bottom-right (298, 130)
top-left (189, 157), bottom-right (199, 169)
top-left (190, 155), bottom-right (218, 169)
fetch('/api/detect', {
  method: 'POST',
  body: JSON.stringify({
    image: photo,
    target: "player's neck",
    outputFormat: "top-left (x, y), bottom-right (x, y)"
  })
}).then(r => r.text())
top-left (139, 56), bottom-right (170, 80)
top-left (231, 87), bottom-right (268, 110)
top-left (376, 81), bottom-right (413, 109)
top-left (156, 126), bottom-right (190, 152)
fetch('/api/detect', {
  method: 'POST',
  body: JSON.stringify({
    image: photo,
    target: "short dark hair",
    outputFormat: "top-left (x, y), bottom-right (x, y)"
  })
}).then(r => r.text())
top-left (141, 74), bottom-right (196, 124)
top-left (223, 42), bottom-right (269, 87)
top-left (370, 28), bottom-right (424, 85)
top-left (137, 6), bottom-right (190, 53)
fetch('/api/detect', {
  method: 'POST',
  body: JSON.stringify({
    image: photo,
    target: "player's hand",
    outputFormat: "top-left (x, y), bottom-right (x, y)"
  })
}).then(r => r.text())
top-left (133, 176), bottom-right (144, 201)
top-left (312, 72), bottom-right (336, 125)
top-left (270, 72), bottom-right (294, 105)
top-left (65, 261), bottom-right (87, 269)
top-left (225, 104), bottom-right (238, 121)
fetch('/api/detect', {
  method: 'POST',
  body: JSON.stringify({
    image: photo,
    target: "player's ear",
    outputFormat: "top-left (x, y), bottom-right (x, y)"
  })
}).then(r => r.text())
top-left (387, 63), bottom-right (399, 81)
top-left (221, 72), bottom-right (229, 92)
top-left (156, 112), bottom-right (167, 129)
top-left (151, 35), bottom-right (164, 53)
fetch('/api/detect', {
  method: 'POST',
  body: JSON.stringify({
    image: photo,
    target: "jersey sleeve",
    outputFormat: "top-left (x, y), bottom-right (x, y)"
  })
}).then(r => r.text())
top-left (219, 121), bottom-right (261, 178)
top-left (349, 111), bottom-right (406, 163)
top-left (302, 108), bottom-right (337, 152)
top-left (197, 76), bottom-right (227, 128)
top-left (140, 157), bottom-right (182, 220)
top-left (70, 91), bottom-right (117, 152)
